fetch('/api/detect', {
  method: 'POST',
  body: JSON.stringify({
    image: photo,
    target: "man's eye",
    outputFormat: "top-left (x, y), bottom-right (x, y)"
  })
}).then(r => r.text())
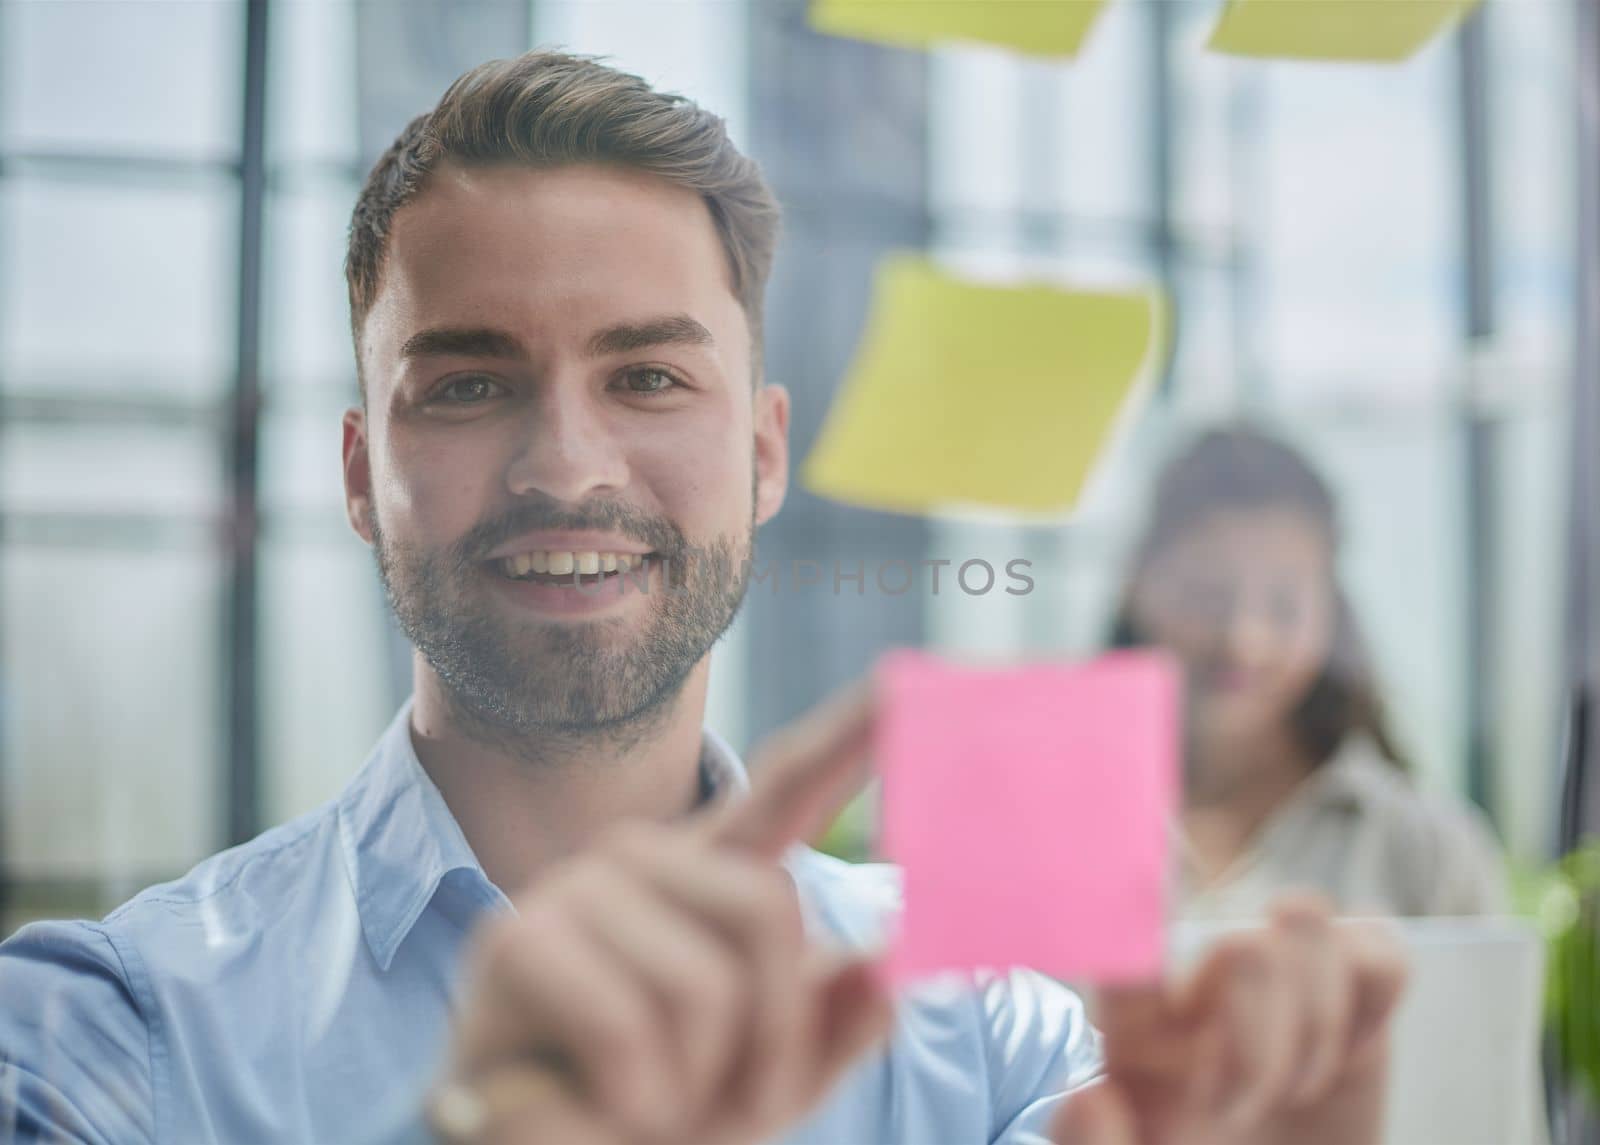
top-left (620, 368), bottom-right (680, 396)
top-left (436, 376), bottom-right (501, 404)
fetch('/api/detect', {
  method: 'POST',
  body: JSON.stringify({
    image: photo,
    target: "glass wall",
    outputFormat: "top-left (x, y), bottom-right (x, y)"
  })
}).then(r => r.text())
top-left (0, 0), bottom-right (243, 924)
top-left (0, 0), bottom-right (1579, 932)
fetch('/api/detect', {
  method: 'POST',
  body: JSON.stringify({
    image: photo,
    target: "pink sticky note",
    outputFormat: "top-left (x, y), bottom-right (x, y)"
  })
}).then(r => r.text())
top-left (876, 649), bottom-right (1179, 985)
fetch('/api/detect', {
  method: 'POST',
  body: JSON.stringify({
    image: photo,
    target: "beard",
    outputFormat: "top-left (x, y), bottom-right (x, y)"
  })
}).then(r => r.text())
top-left (371, 492), bottom-right (752, 740)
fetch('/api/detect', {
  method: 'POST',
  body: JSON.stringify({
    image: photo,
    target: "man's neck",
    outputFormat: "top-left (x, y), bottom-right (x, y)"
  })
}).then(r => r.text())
top-left (407, 655), bottom-right (711, 896)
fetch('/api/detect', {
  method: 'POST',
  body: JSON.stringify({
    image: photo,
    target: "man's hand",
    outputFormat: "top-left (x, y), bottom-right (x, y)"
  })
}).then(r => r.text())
top-left (1052, 896), bottom-right (1408, 1145)
top-left (433, 685), bottom-right (889, 1145)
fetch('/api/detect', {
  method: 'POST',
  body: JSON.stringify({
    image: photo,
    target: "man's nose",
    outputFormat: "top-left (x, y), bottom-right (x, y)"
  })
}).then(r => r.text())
top-left (503, 384), bottom-right (630, 503)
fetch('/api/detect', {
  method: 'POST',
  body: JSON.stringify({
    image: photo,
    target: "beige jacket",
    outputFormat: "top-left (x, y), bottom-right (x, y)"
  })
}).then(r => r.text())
top-left (1180, 739), bottom-right (1509, 922)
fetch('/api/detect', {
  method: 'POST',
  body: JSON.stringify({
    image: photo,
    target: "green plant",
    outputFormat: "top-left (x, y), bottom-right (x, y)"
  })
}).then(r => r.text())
top-left (1517, 839), bottom-right (1600, 1110)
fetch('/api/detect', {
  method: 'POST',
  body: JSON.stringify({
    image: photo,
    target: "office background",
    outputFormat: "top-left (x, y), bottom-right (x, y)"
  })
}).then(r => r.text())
top-left (0, 0), bottom-right (1582, 928)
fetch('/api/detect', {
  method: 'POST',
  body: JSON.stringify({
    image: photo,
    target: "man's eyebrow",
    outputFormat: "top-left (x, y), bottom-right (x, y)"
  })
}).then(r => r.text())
top-left (587, 314), bottom-right (715, 357)
top-left (399, 327), bottom-right (528, 361)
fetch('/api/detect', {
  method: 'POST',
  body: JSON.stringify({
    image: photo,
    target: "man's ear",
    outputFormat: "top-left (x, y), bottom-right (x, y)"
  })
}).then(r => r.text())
top-left (342, 406), bottom-right (376, 545)
top-left (753, 382), bottom-right (791, 527)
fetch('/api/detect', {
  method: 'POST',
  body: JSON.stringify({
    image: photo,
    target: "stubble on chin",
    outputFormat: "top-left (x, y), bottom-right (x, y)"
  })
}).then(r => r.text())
top-left (371, 516), bottom-right (752, 752)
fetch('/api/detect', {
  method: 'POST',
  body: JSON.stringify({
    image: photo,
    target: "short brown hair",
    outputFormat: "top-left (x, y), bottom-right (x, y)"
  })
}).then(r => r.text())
top-left (345, 49), bottom-right (781, 382)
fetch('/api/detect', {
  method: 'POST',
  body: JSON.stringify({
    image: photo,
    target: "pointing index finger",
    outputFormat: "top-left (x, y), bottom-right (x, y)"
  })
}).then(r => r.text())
top-left (706, 680), bottom-right (876, 861)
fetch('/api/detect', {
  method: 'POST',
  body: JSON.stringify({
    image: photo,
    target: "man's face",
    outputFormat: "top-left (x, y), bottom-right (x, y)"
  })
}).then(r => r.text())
top-left (343, 162), bottom-right (789, 735)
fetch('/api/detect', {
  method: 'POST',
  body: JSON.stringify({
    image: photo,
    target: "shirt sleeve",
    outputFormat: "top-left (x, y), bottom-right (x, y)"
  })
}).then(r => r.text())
top-left (977, 969), bottom-right (1103, 1144)
top-left (0, 920), bottom-right (155, 1144)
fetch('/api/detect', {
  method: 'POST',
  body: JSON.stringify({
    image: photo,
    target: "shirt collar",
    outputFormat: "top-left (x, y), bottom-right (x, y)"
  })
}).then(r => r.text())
top-left (1290, 738), bottom-right (1382, 815)
top-left (1176, 737), bottom-right (1377, 885)
top-left (337, 698), bottom-right (750, 971)
top-left (699, 723), bottom-right (751, 798)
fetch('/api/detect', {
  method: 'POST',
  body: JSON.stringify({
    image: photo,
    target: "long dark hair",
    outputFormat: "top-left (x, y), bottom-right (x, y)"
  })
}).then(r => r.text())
top-left (1109, 425), bottom-right (1407, 769)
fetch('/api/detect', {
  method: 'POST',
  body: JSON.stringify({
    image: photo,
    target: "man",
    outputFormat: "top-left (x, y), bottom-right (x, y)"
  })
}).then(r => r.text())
top-left (0, 50), bottom-right (1404, 1144)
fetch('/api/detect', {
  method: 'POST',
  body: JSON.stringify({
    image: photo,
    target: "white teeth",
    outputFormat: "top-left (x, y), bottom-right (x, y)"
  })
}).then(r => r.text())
top-left (500, 550), bottom-right (649, 578)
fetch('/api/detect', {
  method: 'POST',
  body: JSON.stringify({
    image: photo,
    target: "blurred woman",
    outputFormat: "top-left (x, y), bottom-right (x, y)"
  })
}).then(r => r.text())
top-left (1112, 425), bottom-right (1506, 919)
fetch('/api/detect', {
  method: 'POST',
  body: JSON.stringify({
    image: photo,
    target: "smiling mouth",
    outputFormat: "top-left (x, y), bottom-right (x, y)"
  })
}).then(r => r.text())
top-left (493, 549), bottom-right (659, 585)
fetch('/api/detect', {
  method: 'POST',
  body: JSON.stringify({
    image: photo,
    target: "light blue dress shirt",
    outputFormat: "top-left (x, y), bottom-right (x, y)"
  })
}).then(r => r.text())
top-left (0, 701), bottom-right (1101, 1144)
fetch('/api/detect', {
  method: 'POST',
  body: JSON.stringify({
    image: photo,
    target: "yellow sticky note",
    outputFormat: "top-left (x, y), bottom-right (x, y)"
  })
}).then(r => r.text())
top-left (802, 256), bottom-right (1164, 516)
top-left (1207, 0), bottom-right (1479, 62)
top-left (808, 0), bottom-right (1108, 59)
